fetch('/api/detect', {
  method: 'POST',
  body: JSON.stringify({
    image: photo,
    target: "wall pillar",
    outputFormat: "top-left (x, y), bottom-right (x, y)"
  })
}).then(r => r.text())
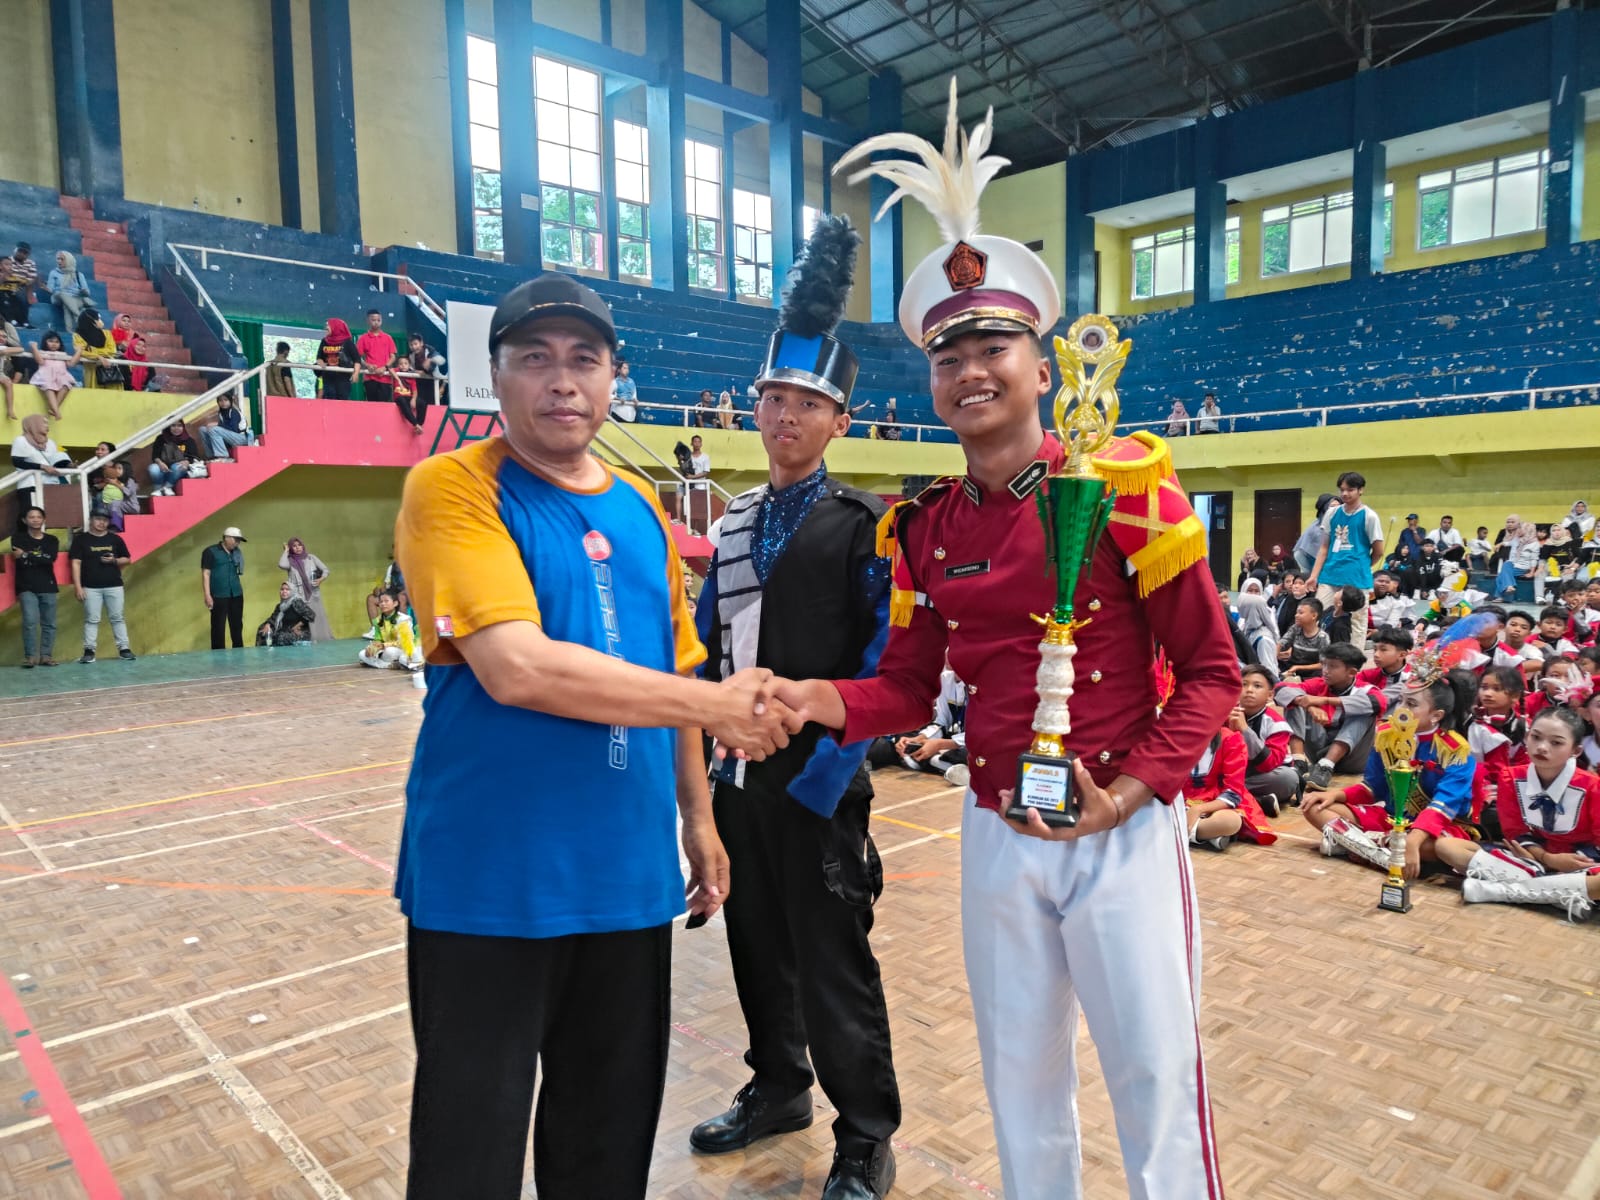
top-left (766, 0), bottom-right (805, 292)
top-left (1545, 5), bottom-right (1585, 248)
top-left (50, 0), bottom-right (124, 200)
top-left (492, 0), bottom-right (539, 267)
top-left (445, 0), bottom-right (474, 255)
top-left (1350, 69), bottom-right (1387, 278)
top-left (1064, 155), bottom-right (1096, 320)
top-left (865, 71), bottom-right (904, 324)
top-left (269, 0), bottom-right (302, 229)
top-left (1192, 119), bottom-right (1227, 305)
top-left (645, 0), bottom-right (688, 293)
top-left (309, 0), bottom-right (362, 241)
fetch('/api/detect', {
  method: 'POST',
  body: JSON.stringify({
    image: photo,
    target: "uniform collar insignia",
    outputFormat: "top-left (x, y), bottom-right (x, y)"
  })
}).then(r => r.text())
top-left (961, 477), bottom-right (983, 506)
top-left (1007, 459), bottom-right (1050, 500)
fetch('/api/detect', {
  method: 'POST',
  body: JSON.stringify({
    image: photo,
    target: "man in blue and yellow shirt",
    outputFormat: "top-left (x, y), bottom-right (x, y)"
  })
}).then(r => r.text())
top-left (394, 274), bottom-right (799, 1200)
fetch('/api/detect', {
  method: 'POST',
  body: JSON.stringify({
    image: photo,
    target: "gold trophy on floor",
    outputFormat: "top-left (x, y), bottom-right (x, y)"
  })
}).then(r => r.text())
top-left (1375, 708), bottom-right (1420, 913)
top-left (1008, 317), bottom-right (1121, 828)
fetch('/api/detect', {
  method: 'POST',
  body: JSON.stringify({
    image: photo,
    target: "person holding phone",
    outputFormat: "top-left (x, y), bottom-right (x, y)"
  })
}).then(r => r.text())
top-left (279, 535), bottom-right (333, 641)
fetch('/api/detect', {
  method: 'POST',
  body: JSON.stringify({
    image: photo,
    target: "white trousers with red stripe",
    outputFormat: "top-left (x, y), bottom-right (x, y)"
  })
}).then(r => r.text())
top-left (960, 794), bottom-right (1223, 1200)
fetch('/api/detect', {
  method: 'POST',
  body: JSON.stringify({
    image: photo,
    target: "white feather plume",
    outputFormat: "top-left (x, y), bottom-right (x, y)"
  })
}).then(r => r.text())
top-left (832, 77), bottom-right (1008, 245)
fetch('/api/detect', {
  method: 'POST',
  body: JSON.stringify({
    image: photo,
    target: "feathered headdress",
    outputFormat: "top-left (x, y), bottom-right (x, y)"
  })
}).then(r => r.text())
top-left (775, 214), bottom-right (860, 339)
top-left (833, 78), bottom-right (1008, 245)
top-left (831, 77), bottom-right (1059, 350)
top-left (753, 214), bottom-right (862, 406)
top-left (1405, 611), bottom-right (1501, 689)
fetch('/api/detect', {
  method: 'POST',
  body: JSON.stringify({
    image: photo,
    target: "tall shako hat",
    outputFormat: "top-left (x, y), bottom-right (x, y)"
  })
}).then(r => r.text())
top-left (754, 214), bottom-right (862, 407)
top-left (833, 77), bottom-right (1060, 351)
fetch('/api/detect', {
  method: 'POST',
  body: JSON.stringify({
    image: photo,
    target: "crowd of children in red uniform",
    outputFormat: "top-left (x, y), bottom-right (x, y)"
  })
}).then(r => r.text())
top-left (1181, 580), bottom-right (1600, 922)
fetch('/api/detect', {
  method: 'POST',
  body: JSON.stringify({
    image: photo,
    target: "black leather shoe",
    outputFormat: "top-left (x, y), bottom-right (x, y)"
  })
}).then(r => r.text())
top-left (822, 1142), bottom-right (896, 1199)
top-left (689, 1083), bottom-right (812, 1154)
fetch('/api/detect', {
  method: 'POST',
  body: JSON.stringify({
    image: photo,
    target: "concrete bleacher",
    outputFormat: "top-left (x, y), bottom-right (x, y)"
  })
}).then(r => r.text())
top-left (1109, 238), bottom-right (1600, 431)
top-left (0, 179), bottom-right (112, 333)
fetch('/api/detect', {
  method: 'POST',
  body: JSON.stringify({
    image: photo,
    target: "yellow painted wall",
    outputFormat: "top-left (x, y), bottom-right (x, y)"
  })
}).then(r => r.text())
top-left (116, 0), bottom-right (282, 223)
top-left (1, 0), bottom-right (58, 189)
top-left (350, 0), bottom-right (459, 252)
top-left (1, 385), bottom-right (205, 457)
top-left (0, 466), bottom-right (409, 658)
top-left (1171, 406), bottom-right (1600, 566)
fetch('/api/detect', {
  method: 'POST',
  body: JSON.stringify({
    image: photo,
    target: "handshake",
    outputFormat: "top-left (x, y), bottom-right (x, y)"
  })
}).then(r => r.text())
top-left (702, 669), bottom-right (845, 761)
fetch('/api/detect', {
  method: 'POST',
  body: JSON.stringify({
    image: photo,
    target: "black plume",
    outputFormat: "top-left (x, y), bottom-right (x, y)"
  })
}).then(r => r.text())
top-left (777, 214), bottom-right (860, 338)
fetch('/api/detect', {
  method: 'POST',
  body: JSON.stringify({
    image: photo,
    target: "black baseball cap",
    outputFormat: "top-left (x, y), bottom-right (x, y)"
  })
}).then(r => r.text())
top-left (489, 274), bottom-right (617, 354)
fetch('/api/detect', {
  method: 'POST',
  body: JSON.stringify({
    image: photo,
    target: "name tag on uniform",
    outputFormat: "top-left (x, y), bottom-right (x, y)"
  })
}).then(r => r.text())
top-left (945, 560), bottom-right (991, 580)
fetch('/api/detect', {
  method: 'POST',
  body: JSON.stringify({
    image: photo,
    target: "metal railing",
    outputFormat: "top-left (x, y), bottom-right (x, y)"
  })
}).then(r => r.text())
top-left (1122, 381), bottom-right (1600, 436)
top-left (622, 398), bottom-right (949, 442)
top-left (2, 362), bottom-right (266, 522)
top-left (169, 243), bottom-right (449, 333)
top-left (167, 244), bottom-right (244, 356)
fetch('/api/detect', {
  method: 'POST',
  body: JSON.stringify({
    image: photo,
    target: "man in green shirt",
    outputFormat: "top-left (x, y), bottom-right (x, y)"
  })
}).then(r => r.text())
top-left (201, 525), bottom-right (248, 649)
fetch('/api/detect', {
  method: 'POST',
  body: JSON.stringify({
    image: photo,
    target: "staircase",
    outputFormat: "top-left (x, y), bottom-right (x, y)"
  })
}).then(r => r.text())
top-left (59, 195), bottom-right (207, 394)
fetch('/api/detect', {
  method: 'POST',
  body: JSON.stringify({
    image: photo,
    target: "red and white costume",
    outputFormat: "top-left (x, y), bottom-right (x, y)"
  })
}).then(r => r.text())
top-left (1187, 731), bottom-right (1276, 845)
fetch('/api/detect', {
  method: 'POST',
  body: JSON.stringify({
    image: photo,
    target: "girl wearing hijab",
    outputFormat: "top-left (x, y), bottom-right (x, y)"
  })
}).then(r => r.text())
top-left (1563, 500), bottom-right (1596, 566)
top-left (9, 414), bottom-right (73, 515)
top-left (716, 389), bottom-right (736, 430)
top-left (47, 251), bottom-right (90, 327)
top-left (111, 312), bottom-right (137, 351)
top-left (316, 318), bottom-right (356, 400)
top-left (1236, 578), bottom-right (1279, 676)
top-left (124, 334), bottom-right (154, 392)
top-left (74, 309), bottom-right (122, 389)
top-left (147, 419), bottom-right (204, 495)
top-left (279, 536), bottom-right (334, 641)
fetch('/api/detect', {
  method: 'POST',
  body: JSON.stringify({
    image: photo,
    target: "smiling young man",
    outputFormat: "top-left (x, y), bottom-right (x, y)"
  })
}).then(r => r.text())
top-left (755, 82), bottom-right (1239, 1199)
top-left (393, 273), bottom-right (804, 1200)
top-left (691, 217), bottom-right (900, 1200)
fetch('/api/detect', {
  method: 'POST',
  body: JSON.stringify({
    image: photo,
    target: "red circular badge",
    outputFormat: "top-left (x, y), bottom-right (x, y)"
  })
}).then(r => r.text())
top-left (583, 530), bottom-right (612, 561)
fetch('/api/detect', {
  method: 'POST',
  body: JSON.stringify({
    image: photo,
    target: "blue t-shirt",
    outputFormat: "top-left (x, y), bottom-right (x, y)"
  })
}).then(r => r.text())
top-left (1320, 503), bottom-right (1382, 589)
top-left (394, 439), bottom-right (704, 939)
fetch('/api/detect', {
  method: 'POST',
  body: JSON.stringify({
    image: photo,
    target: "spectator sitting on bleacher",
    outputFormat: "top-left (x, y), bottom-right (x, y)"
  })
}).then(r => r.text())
top-left (201, 393), bottom-right (252, 459)
top-left (10, 414), bottom-right (73, 514)
top-left (315, 318), bottom-right (356, 399)
top-left (93, 461), bottom-right (139, 532)
top-left (47, 251), bottom-right (90, 329)
top-left (125, 334), bottom-right (156, 392)
top-left (147, 419), bottom-right (204, 495)
top-left (692, 388), bottom-right (717, 428)
top-left (1404, 539), bottom-right (1446, 598)
top-left (110, 312), bottom-right (136, 353)
top-left (26, 330), bottom-right (78, 420)
top-left (1491, 513), bottom-right (1521, 569)
top-left (74, 310), bottom-right (122, 389)
top-left (1468, 525), bottom-right (1493, 572)
top-left (1165, 398), bottom-right (1189, 436)
top-left (1495, 521), bottom-right (1540, 599)
top-left (406, 332), bottom-right (446, 409)
top-left (1565, 500), bottom-right (1598, 567)
top-left (354, 310), bottom-right (397, 405)
top-left (0, 323), bottom-right (20, 420)
top-left (1396, 513), bottom-right (1425, 562)
top-left (717, 389), bottom-right (737, 430)
top-left (873, 396), bottom-right (902, 440)
top-left (1196, 392), bottom-right (1222, 434)
top-left (1429, 515), bottom-right (1466, 563)
top-left (0, 244), bottom-right (37, 327)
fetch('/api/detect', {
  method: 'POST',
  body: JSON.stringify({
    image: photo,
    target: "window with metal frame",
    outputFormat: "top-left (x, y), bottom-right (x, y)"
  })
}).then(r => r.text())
top-left (685, 140), bottom-right (724, 290)
top-left (614, 120), bottom-right (651, 278)
top-left (534, 56), bottom-right (604, 271)
top-left (1261, 183), bottom-right (1393, 276)
top-left (1130, 217), bottom-right (1240, 300)
top-left (1418, 150), bottom-right (1549, 249)
top-left (733, 189), bottom-right (773, 300)
top-left (466, 35), bottom-right (503, 259)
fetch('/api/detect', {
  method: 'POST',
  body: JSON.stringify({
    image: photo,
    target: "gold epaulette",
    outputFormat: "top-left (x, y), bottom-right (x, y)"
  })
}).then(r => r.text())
top-left (1435, 730), bottom-right (1472, 769)
top-left (875, 475), bottom-right (959, 559)
top-left (1092, 431), bottom-right (1172, 497)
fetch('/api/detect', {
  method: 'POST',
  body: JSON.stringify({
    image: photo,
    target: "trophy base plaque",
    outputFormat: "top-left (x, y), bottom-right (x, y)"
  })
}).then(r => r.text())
top-left (1378, 880), bottom-right (1412, 913)
top-left (1009, 752), bottom-right (1079, 828)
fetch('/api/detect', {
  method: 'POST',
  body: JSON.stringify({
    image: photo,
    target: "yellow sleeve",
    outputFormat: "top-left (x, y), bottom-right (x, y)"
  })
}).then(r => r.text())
top-left (613, 468), bottom-right (707, 675)
top-left (395, 443), bottom-right (542, 663)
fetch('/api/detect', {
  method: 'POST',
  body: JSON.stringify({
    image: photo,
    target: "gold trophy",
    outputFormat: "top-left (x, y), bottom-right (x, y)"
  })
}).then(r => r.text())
top-left (1008, 317), bottom-right (1124, 828)
top-left (1374, 708), bottom-right (1420, 913)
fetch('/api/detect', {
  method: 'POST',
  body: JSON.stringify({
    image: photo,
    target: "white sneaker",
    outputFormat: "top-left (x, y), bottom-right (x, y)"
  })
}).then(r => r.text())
top-left (1463, 874), bottom-right (1593, 922)
top-left (1319, 825), bottom-right (1346, 858)
top-left (943, 763), bottom-right (970, 789)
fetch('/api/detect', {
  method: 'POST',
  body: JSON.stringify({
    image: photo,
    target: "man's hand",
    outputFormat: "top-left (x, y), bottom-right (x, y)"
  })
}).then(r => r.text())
top-left (74, 584), bottom-right (85, 602)
top-left (203, 594), bottom-right (213, 610)
top-left (773, 677), bottom-right (846, 729)
top-left (1310, 707), bottom-right (1333, 727)
top-left (704, 668), bottom-right (804, 761)
top-left (1403, 828), bottom-right (1425, 881)
top-left (681, 813), bottom-right (729, 920)
top-left (910, 737), bottom-right (956, 763)
top-left (998, 759), bottom-right (1144, 842)
top-left (1225, 705), bottom-right (1247, 733)
top-left (9, 546), bottom-right (21, 558)
top-left (1302, 788), bottom-right (1339, 816)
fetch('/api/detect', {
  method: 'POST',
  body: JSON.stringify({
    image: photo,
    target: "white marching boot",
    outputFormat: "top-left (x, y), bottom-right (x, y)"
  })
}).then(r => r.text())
top-left (1462, 873), bottom-right (1594, 922)
top-left (1464, 847), bottom-right (1539, 884)
top-left (1323, 818), bottom-right (1391, 869)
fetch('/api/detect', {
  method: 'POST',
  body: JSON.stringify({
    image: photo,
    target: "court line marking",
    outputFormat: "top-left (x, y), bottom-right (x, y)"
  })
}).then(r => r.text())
top-left (0, 971), bottom-right (123, 1196)
top-left (878, 831), bottom-right (951, 856)
top-left (872, 784), bottom-right (963, 815)
top-left (0, 709), bottom-right (300, 750)
top-left (0, 781), bottom-right (401, 861)
top-left (0, 663), bottom-right (359, 706)
top-left (0, 943), bottom-right (406, 1070)
top-left (0, 795), bottom-right (54, 871)
top-left (1562, 1129), bottom-right (1600, 1199)
top-left (258, 798), bottom-right (396, 875)
top-left (1, 677), bottom-right (367, 722)
top-left (2, 759), bottom-right (411, 833)
top-left (0, 801), bottom-right (402, 888)
top-left (171, 1009), bottom-right (350, 1200)
top-left (0, 1003), bottom-right (409, 1145)
top-left (872, 813), bottom-right (962, 840)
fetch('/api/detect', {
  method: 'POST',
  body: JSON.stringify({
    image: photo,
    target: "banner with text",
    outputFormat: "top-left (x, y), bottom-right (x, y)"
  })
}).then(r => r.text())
top-left (446, 300), bottom-right (498, 412)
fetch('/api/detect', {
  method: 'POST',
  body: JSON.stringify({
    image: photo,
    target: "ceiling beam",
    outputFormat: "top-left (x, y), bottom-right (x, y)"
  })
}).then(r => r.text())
top-left (1088, 0), bottom-right (1246, 114)
top-left (881, 0), bottom-right (1082, 148)
top-left (1310, 0), bottom-right (1370, 61)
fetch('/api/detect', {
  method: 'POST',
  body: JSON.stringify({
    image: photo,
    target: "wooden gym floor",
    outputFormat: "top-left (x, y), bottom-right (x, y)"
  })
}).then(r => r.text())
top-left (1, 649), bottom-right (1598, 1199)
